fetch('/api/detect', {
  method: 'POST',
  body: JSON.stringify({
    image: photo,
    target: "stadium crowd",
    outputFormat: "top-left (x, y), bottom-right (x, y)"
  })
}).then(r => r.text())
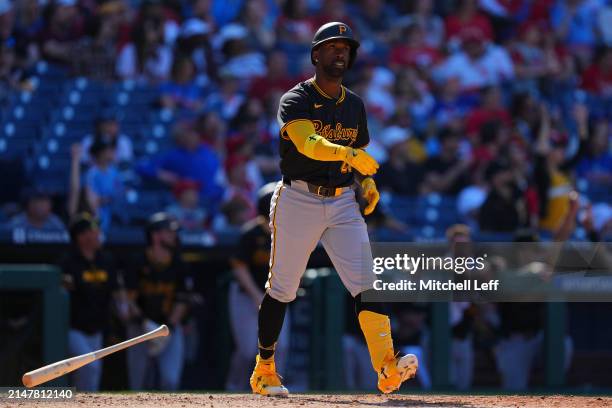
top-left (0, 0), bottom-right (611, 239)
top-left (0, 0), bottom-right (611, 393)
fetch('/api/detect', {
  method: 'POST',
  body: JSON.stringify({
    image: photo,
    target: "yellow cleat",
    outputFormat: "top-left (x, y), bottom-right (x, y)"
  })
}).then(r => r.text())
top-left (250, 355), bottom-right (289, 397)
top-left (377, 352), bottom-right (418, 394)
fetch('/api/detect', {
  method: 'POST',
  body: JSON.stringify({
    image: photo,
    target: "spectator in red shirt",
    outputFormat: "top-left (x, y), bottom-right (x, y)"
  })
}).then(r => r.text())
top-left (249, 49), bottom-right (297, 102)
top-left (445, 0), bottom-right (493, 50)
top-left (581, 47), bottom-right (612, 97)
top-left (465, 86), bottom-right (511, 138)
top-left (527, 0), bottom-right (556, 26)
top-left (389, 23), bottom-right (442, 72)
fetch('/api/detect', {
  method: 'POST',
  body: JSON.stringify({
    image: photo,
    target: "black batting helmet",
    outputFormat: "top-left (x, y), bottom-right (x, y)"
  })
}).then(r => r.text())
top-left (257, 182), bottom-right (277, 218)
top-left (145, 212), bottom-right (180, 244)
top-left (311, 22), bottom-right (359, 69)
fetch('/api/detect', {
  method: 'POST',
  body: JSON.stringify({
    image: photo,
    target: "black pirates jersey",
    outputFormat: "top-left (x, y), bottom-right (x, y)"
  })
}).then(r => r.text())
top-left (277, 79), bottom-right (370, 187)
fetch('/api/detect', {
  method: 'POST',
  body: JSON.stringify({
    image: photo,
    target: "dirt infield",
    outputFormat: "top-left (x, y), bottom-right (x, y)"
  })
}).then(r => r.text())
top-left (3, 393), bottom-right (612, 408)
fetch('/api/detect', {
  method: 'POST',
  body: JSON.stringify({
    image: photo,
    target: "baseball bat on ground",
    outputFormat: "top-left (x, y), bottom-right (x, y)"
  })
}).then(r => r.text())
top-left (22, 324), bottom-right (170, 388)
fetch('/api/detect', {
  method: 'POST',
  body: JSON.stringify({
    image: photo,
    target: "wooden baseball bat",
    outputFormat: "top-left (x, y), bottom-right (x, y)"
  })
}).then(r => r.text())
top-left (22, 324), bottom-right (170, 388)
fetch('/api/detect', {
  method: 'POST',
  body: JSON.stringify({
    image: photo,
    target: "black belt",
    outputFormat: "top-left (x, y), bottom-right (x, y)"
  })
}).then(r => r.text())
top-left (283, 178), bottom-right (345, 197)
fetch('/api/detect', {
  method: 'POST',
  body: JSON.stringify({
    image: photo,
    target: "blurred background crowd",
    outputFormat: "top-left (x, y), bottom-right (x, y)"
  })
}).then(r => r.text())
top-left (0, 0), bottom-right (610, 239)
top-left (0, 0), bottom-right (612, 395)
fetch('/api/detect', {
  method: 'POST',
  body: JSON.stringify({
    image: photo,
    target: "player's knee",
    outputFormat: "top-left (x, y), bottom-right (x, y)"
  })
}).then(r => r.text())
top-left (267, 287), bottom-right (297, 303)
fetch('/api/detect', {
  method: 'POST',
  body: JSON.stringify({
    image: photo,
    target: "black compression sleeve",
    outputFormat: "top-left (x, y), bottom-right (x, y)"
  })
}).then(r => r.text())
top-left (257, 293), bottom-right (288, 359)
top-left (354, 289), bottom-right (386, 316)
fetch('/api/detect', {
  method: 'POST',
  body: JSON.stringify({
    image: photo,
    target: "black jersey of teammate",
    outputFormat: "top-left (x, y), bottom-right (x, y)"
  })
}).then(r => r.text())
top-left (277, 79), bottom-right (370, 188)
top-left (233, 218), bottom-right (271, 291)
top-left (58, 248), bottom-right (118, 334)
top-left (124, 252), bottom-right (192, 325)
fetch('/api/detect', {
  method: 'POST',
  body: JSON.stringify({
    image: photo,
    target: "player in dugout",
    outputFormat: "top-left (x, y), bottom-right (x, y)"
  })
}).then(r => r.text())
top-left (58, 212), bottom-right (125, 391)
top-left (123, 212), bottom-right (194, 391)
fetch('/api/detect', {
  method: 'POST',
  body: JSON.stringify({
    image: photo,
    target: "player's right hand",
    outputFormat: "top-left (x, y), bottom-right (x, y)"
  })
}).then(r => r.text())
top-left (342, 147), bottom-right (379, 175)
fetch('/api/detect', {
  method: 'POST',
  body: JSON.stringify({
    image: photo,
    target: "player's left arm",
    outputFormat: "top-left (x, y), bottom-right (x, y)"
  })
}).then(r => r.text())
top-left (354, 102), bottom-right (379, 215)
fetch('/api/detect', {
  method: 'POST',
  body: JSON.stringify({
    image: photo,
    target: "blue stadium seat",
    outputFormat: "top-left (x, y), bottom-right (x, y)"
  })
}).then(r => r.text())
top-left (49, 105), bottom-right (99, 123)
top-left (4, 104), bottom-right (48, 123)
top-left (40, 137), bottom-right (75, 156)
top-left (120, 105), bottom-right (153, 123)
top-left (0, 137), bottom-right (33, 158)
top-left (586, 186), bottom-right (611, 204)
top-left (118, 123), bottom-right (142, 138)
top-left (138, 178), bottom-right (170, 191)
top-left (34, 61), bottom-right (69, 80)
top-left (59, 89), bottom-right (107, 108)
top-left (1, 122), bottom-right (38, 140)
top-left (30, 155), bottom-right (71, 193)
top-left (414, 225), bottom-right (447, 241)
top-left (33, 78), bottom-right (64, 94)
top-left (45, 121), bottom-right (93, 139)
top-left (140, 123), bottom-right (171, 140)
top-left (105, 225), bottom-right (145, 244)
top-left (133, 138), bottom-right (173, 157)
top-left (117, 189), bottom-right (168, 225)
top-left (388, 194), bottom-right (417, 223)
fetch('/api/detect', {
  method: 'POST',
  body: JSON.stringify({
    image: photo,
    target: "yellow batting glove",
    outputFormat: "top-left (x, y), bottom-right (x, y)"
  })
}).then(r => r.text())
top-left (361, 177), bottom-right (379, 215)
top-left (342, 147), bottom-right (379, 176)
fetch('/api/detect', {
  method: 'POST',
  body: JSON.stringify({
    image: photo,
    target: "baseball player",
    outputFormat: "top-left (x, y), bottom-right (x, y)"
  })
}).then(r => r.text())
top-left (250, 22), bottom-right (418, 396)
top-left (58, 213), bottom-right (121, 391)
top-left (226, 183), bottom-right (290, 391)
top-left (123, 213), bottom-right (193, 391)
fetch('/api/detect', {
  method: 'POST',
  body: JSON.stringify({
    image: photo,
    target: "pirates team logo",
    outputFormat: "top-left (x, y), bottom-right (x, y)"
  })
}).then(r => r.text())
top-left (339, 25), bottom-right (347, 34)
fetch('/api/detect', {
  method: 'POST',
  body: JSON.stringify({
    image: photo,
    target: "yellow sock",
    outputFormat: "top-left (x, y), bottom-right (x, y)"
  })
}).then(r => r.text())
top-left (358, 310), bottom-right (394, 372)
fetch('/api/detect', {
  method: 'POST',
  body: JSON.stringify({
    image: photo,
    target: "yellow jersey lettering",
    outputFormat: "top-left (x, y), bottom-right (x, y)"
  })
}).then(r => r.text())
top-left (312, 120), bottom-right (358, 144)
